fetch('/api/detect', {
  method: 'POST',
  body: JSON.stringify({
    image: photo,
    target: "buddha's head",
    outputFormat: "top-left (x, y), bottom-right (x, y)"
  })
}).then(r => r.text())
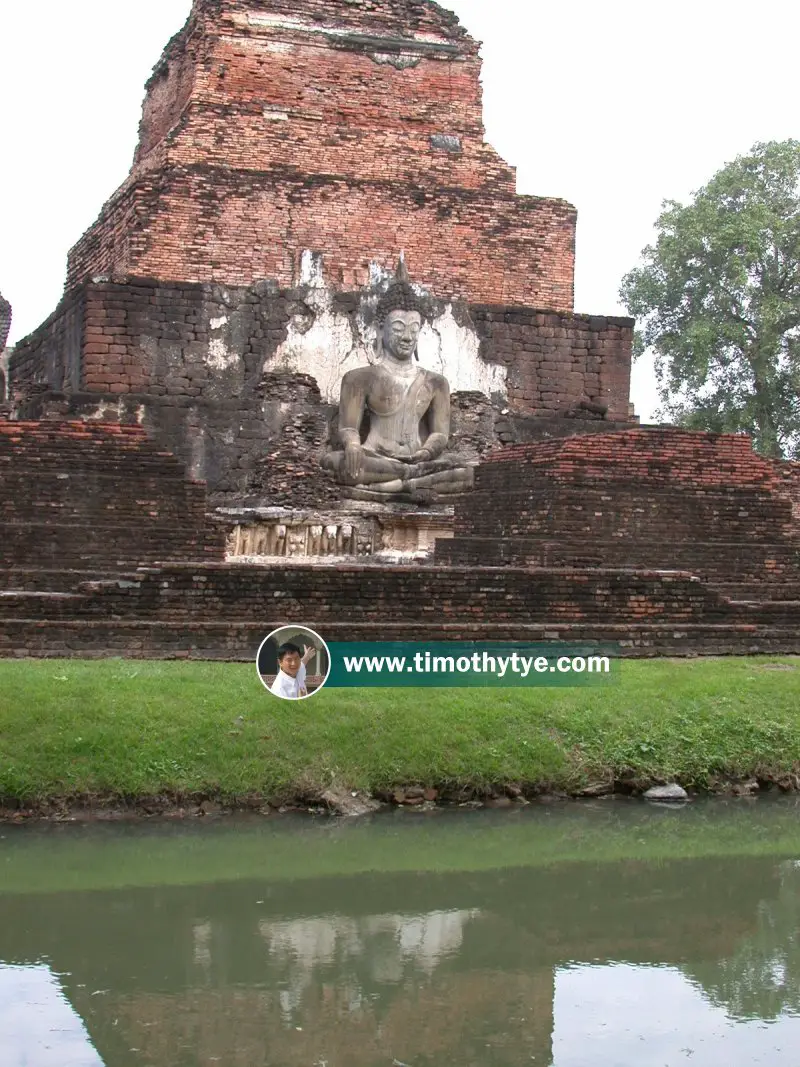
top-left (382, 309), bottom-right (422, 362)
top-left (375, 257), bottom-right (427, 362)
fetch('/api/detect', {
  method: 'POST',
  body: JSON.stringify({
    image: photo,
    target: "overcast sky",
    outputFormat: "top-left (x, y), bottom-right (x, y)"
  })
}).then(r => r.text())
top-left (2, 0), bottom-right (799, 420)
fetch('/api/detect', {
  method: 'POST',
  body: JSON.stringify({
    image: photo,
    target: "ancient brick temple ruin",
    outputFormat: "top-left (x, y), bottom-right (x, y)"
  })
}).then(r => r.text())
top-left (8, 0), bottom-right (633, 523)
top-left (2, 0), bottom-right (799, 658)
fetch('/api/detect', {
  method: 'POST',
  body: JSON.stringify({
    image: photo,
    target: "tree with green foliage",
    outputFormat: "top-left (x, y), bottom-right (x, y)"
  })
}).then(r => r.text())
top-left (620, 139), bottom-right (800, 457)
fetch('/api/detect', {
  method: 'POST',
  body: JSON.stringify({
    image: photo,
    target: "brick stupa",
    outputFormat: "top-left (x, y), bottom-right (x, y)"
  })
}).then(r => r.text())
top-left (67, 0), bottom-right (576, 309)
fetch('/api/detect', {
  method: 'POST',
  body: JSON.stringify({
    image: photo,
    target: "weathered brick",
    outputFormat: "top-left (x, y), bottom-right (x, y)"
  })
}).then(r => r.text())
top-left (64, 0), bottom-right (576, 310)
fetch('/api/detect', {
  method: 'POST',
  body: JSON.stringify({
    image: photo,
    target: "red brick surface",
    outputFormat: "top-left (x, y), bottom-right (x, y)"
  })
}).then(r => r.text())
top-left (1, 424), bottom-right (800, 659)
top-left (480, 428), bottom-right (784, 486)
top-left (438, 430), bottom-right (800, 594)
top-left (66, 0), bottom-right (576, 309)
top-left (0, 422), bottom-right (225, 571)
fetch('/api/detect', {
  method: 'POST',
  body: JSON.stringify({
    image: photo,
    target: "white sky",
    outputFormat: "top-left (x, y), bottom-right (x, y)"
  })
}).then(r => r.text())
top-left (2, 0), bottom-right (799, 420)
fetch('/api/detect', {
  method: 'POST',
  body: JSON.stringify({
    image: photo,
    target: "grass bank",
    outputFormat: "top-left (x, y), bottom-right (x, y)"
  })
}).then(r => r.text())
top-left (1, 657), bottom-right (800, 808)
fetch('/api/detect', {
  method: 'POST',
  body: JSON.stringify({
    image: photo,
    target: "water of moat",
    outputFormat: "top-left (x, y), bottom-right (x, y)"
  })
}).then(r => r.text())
top-left (2, 800), bottom-right (800, 1067)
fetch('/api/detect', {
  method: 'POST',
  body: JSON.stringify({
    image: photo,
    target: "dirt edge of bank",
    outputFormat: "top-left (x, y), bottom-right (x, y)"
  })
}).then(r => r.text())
top-left (2, 771), bottom-right (799, 822)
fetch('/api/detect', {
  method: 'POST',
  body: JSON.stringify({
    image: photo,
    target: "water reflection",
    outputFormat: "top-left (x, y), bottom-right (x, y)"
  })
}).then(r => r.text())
top-left (1, 808), bottom-right (800, 1066)
top-left (685, 860), bottom-right (800, 1022)
top-left (554, 963), bottom-right (799, 1066)
top-left (0, 964), bottom-right (103, 1067)
top-left (258, 909), bottom-right (488, 1044)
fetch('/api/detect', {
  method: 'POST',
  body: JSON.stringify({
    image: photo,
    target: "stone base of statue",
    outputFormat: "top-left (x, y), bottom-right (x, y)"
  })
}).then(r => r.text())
top-left (220, 499), bottom-right (457, 561)
top-left (343, 484), bottom-right (470, 505)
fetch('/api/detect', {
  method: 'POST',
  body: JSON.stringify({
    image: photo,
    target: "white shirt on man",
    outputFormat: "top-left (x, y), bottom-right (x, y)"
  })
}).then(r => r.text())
top-left (269, 663), bottom-right (308, 699)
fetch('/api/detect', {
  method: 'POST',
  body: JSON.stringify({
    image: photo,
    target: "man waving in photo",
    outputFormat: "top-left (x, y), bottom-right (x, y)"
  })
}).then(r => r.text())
top-left (269, 642), bottom-right (316, 700)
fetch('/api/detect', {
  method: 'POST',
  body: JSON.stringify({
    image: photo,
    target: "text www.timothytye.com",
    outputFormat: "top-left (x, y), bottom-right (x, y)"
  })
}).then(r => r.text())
top-left (342, 651), bottom-right (611, 680)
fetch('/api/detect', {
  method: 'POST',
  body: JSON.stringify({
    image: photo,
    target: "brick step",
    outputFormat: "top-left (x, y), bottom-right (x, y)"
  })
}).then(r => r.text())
top-left (55, 604), bottom-right (800, 626)
top-left (61, 588), bottom-right (737, 626)
top-left (0, 448), bottom-right (201, 466)
top-left (0, 591), bottom-right (89, 619)
top-left (473, 466), bottom-right (780, 490)
top-left (451, 491), bottom-right (794, 541)
top-left (1, 618), bottom-right (799, 660)
top-left (0, 422), bottom-right (179, 456)
top-left (0, 451), bottom-right (198, 474)
top-left (479, 430), bottom-right (784, 488)
top-left (7, 568), bottom-right (792, 628)
top-left (0, 568), bottom-right (121, 592)
top-left (0, 503), bottom-right (208, 525)
top-left (710, 582), bottom-right (800, 603)
top-left (435, 537), bottom-right (800, 582)
top-left (0, 469), bottom-right (206, 492)
top-left (0, 524), bottom-right (223, 568)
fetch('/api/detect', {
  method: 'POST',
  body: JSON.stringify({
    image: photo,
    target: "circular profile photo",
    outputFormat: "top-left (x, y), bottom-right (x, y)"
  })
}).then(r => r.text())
top-left (257, 625), bottom-right (331, 700)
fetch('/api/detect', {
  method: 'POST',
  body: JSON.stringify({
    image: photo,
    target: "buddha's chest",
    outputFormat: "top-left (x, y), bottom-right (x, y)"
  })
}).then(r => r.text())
top-left (366, 375), bottom-right (434, 418)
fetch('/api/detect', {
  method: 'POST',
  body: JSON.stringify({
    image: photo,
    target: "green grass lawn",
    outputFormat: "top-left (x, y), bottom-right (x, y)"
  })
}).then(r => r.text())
top-left (1, 657), bottom-right (799, 804)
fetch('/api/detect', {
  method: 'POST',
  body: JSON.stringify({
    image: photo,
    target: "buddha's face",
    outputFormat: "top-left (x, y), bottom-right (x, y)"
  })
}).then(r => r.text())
top-left (382, 309), bottom-right (422, 361)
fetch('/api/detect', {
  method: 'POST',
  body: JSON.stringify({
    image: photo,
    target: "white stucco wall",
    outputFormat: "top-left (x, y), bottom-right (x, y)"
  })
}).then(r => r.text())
top-left (270, 258), bottom-right (508, 404)
top-left (0, 347), bottom-right (10, 401)
top-left (418, 304), bottom-right (507, 398)
top-left (270, 281), bottom-right (369, 404)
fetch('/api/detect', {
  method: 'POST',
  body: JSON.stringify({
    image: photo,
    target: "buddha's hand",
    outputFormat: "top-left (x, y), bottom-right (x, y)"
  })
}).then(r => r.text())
top-left (343, 443), bottom-right (364, 483)
top-left (410, 448), bottom-right (433, 463)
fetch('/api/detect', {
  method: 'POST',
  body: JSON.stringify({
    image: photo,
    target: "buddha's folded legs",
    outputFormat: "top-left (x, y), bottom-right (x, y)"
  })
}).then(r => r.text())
top-left (323, 449), bottom-right (474, 499)
top-left (405, 467), bottom-right (475, 493)
top-left (321, 450), bottom-right (408, 484)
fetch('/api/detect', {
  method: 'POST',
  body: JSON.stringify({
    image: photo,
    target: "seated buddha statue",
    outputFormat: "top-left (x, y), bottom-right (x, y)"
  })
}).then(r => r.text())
top-left (322, 261), bottom-right (474, 503)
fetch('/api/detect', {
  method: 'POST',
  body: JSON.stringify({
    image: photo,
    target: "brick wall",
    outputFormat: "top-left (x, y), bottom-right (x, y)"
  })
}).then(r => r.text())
top-left (9, 281), bottom-right (339, 508)
top-left (437, 538), bottom-right (800, 585)
top-left (2, 422), bottom-right (799, 659)
top-left (52, 564), bottom-right (744, 624)
top-left (64, 0), bottom-right (577, 310)
top-left (436, 430), bottom-right (800, 592)
top-left (0, 422), bottom-right (225, 573)
top-left (451, 486), bottom-right (795, 543)
top-left (9, 278), bottom-right (635, 505)
top-left (67, 174), bottom-right (576, 311)
top-left (1, 562), bottom-right (798, 660)
top-left (472, 308), bottom-right (633, 420)
top-left (15, 282), bottom-right (631, 414)
top-left (7, 287), bottom-right (85, 396)
top-left (478, 429), bottom-right (783, 485)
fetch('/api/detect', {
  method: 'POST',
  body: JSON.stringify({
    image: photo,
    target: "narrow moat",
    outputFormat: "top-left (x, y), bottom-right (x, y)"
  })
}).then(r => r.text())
top-left (2, 799), bottom-right (800, 1066)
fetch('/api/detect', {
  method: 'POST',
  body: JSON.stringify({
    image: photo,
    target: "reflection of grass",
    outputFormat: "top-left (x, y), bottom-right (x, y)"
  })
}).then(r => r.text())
top-left (1, 658), bottom-right (800, 803)
top-left (2, 799), bottom-right (800, 896)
